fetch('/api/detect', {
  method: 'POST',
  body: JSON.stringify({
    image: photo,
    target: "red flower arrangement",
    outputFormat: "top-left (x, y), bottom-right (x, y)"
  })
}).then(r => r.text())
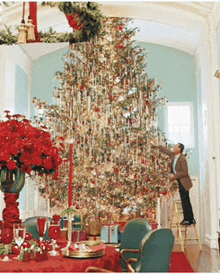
top-left (0, 112), bottom-right (62, 175)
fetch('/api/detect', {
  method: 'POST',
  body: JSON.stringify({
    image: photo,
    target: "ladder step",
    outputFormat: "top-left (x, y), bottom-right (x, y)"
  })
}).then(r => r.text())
top-left (170, 200), bottom-right (202, 252)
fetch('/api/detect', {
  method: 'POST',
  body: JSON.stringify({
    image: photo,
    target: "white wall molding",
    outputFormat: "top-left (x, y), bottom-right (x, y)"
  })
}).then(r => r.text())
top-left (205, 233), bottom-right (219, 249)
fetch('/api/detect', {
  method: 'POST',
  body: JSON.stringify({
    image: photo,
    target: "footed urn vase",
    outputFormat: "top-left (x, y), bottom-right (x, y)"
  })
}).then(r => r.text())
top-left (0, 168), bottom-right (25, 240)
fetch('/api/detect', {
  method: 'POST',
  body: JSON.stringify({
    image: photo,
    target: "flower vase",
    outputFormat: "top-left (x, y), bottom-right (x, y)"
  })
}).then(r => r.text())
top-left (0, 168), bottom-right (25, 241)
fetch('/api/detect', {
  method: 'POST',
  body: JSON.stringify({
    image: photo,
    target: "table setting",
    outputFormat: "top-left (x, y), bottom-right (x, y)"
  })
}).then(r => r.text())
top-left (0, 216), bottom-right (121, 273)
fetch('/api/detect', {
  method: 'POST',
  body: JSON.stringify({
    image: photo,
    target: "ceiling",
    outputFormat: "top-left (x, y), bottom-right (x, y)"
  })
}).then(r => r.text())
top-left (0, 1), bottom-right (219, 60)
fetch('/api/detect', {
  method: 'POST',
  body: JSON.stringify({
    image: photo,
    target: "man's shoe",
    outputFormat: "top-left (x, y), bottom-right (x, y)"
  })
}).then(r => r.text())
top-left (188, 219), bottom-right (196, 225)
top-left (180, 220), bottom-right (185, 225)
top-left (180, 219), bottom-right (196, 226)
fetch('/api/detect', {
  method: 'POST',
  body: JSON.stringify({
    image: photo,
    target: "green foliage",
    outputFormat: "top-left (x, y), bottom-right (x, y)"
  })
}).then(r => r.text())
top-left (38, 28), bottom-right (72, 43)
top-left (58, 2), bottom-right (105, 42)
top-left (0, 25), bottom-right (18, 45)
top-left (0, 2), bottom-right (105, 45)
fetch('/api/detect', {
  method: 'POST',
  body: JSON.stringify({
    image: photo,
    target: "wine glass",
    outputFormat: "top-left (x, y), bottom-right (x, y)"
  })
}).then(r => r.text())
top-left (48, 221), bottom-right (61, 256)
top-left (37, 218), bottom-right (47, 243)
top-left (13, 224), bottom-right (26, 260)
top-left (1, 227), bottom-right (13, 262)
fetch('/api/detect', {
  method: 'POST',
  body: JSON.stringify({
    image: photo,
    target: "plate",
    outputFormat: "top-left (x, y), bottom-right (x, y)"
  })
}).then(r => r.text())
top-left (79, 240), bottom-right (105, 246)
top-left (62, 249), bottom-right (105, 258)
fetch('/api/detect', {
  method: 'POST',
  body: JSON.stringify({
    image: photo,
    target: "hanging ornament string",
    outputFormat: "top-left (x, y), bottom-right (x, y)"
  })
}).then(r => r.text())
top-left (17, 2), bottom-right (27, 44)
top-left (22, 2), bottom-right (25, 24)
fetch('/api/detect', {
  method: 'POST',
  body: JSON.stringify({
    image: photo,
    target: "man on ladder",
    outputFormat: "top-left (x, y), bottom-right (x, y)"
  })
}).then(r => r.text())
top-left (157, 143), bottom-right (196, 226)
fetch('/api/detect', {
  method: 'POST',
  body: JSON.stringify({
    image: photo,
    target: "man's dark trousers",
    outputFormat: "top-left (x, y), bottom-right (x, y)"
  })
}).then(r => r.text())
top-left (178, 180), bottom-right (194, 221)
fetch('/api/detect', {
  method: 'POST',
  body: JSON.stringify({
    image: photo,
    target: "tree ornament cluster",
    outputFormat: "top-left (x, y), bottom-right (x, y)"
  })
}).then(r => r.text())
top-left (33, 17), bottom-right (178, 223)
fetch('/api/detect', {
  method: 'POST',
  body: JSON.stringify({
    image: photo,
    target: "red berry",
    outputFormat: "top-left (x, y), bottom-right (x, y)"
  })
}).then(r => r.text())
top-left (25, 232), bottom-right (33, 240)
top-left (22, 241), bottom-right (31, 248)
top-left (12, 245), bottom-right (20, 254)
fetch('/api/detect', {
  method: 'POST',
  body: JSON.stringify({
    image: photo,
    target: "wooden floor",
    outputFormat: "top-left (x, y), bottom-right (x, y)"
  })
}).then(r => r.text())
top-left (173, 244), bottom-right (220, 272)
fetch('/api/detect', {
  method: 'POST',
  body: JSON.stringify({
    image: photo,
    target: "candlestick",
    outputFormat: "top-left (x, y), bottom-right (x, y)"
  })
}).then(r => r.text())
top-left (157, 196), bottom-right (161, 228)
top-left (69, 139), bottom-right (74, 208)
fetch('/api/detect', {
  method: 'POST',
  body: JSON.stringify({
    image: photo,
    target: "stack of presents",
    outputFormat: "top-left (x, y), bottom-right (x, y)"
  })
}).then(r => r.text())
top-left (60, 214), bottom-right (158, 244)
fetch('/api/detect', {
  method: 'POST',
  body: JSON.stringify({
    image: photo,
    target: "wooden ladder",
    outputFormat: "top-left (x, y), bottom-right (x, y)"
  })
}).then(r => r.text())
top-left (170, 200), bottom-right (202, 252)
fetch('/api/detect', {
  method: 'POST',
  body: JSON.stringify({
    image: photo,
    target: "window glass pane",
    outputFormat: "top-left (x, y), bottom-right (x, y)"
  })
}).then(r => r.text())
top-left (168, 131), bottom-right (180, 144)
top-left (180, 125), bottom-right (190, 133)
top-left (179, 132), bottom-right (191, 146)
top-left (168, 106), bottom-right (180, 125)
top-left (167, 103), bottom-right (194, 148)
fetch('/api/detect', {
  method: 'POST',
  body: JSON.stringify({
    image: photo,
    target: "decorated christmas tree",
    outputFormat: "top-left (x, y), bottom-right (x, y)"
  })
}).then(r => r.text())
top-left (33, 17), bottom-right (177, 223)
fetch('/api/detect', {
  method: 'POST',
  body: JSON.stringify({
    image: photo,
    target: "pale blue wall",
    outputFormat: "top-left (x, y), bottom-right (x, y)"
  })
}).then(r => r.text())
top-left (30, 43), bottom-right (199, 177)
top-left (31, 48), bottom-right (68, 117)
top-left (138, 42), bottom-right (198, 177)
top-left (15, 64), bottom-right (28, 210)
top-left (15, 64), bottom-right (28, 117)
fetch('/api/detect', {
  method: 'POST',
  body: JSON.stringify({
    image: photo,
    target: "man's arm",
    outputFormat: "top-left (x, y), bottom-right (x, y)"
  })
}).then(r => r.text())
top-left (158, 145), bottom-right (173, 157)
top-left (173, 157), bottom-right (189, 180)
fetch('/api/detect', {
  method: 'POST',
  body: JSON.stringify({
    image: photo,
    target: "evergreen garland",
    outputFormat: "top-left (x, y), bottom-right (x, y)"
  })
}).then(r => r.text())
top-left (38, 28), bottom-right (71, 43)
top-left (58, 2), bottom-right (105, 42)
top-left (0, 25), bottom-right (18, 45)
top-left (0, 2), bottom-right (105, 45)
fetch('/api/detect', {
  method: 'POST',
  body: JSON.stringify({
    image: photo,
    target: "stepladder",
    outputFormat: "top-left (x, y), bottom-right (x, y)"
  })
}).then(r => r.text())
top-left (170, 200), bottom-right (202, 252)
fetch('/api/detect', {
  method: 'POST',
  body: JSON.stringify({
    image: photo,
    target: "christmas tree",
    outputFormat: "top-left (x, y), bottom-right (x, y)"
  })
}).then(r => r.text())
top-left (33, 17), bottom-right (177, 223)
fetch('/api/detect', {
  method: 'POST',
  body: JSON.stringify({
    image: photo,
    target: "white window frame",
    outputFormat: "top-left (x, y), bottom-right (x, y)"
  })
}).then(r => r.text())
top-left (164, 102), bottom-right (195, 148)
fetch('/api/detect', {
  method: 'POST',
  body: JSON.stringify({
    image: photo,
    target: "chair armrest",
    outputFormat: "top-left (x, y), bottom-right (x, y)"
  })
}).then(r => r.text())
top-left (126, 258), bottom-right (138, 272)
top-left (120, 248), bottom-right (139, 264)
top-left (127, 258), bottom-right (138, 264)
top-left (126, 261), bottom-right (136, 273)
top-left (85, 266), bottom-right (113, 272)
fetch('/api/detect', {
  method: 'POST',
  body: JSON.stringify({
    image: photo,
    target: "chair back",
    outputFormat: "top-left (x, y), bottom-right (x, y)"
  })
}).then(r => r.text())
top-left (22, 216), bottom-right (52, 240)
top-left (135, 228), bottom-right (174, 272)
top-left (119, 218), bottom-right (152, 272)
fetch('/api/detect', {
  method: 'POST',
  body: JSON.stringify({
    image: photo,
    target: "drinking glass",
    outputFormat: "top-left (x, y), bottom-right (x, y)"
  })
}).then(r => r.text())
top-left (48, 221), bottom-right (61, 256)
top-left (13, 224), bottom-right (26, 260)
top-left (37, 218), bottom-right (47, 243)
top-left (1, 227), bottom-right (13, 262)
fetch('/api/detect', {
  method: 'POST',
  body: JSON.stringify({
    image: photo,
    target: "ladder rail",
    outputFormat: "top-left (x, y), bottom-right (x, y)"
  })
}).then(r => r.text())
top-left (170, 200), bottom-right (202, 252)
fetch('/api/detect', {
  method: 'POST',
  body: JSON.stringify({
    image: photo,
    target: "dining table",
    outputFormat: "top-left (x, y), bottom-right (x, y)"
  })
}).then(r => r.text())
top-left (0, 242), bottom-right (122, 272)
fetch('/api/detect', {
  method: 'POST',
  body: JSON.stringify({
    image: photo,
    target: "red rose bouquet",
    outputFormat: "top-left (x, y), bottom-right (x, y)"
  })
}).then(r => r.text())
top-left (0, 112), bottom-right (62, 175)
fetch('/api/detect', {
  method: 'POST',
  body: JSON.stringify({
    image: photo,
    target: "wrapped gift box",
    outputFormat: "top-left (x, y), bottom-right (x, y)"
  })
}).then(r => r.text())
top-left (73, 215), bottom-right (83, 230)
top-left (150, 222), bottom-right (158, 230)
top-left (87, 236), bottom-right (101, 241)
top-left (60, 229), bottom-right (68, 240)
top-left (101, 225), bottom-right (120, 244)
top-left (72, 230), bottom-right (87, 242)
top-left (61, 217), bottom-right (68, 229)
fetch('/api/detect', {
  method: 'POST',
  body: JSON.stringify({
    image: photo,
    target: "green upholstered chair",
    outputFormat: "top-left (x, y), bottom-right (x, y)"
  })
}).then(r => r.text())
top-left (119, 218), bottom-right (152, 272)
top-left (22, 216), bottom-right (52, 240)
top-left (127, 228), bottom-right (175, 272)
